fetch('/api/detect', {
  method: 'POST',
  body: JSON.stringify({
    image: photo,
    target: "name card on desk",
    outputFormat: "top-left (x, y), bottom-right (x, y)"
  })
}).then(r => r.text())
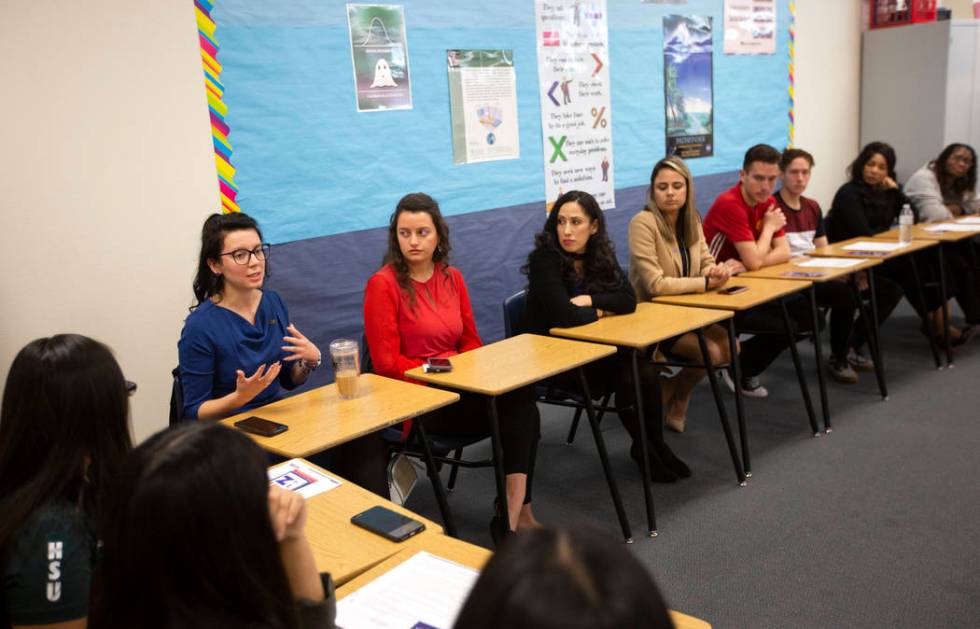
top-left (268, 459), bottom-right (341, 499)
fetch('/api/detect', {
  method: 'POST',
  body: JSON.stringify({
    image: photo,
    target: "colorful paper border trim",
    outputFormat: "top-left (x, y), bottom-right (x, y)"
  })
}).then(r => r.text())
top-left (787, 0), bottom-right (796, 147)
top-left (196, 0), bottom-right (240, 213)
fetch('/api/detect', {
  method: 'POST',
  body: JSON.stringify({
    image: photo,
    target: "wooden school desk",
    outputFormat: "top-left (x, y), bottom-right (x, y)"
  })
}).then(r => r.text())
top-left (740, 256), bottom-right (888, 417)
top-left (337, 534), bottom-right (713, 629)
top-left (550, 302), bottom-right (746, 536)
top-left (652, 277), bottom-right (818, 477)
top-left (280, 459), bottom-right (443, 586)
top-left (872, 224), bottom-right (980, 367)
top-left (808, 236), bottom-right (944, 368)
top-left (222, 373), bottom-right (459, 458)
top-left (405, 334), bottom-right (633, 542)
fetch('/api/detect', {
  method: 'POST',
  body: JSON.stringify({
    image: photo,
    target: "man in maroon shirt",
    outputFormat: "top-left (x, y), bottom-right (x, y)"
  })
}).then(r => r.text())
top-left (702, 144), bottom-right (813, 397)
top-left (776, 148), bottom-right (904, 384)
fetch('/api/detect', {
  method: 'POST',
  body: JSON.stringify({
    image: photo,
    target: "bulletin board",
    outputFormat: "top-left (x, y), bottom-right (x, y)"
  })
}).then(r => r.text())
top-left (206, 0), bottom-right (791, 244)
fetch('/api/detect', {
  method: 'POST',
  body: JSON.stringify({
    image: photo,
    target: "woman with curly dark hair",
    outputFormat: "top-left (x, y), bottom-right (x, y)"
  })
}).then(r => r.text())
top-left (905, 143), bottom-right (979, 221)
top-left (364, 193), bottom-right (541, 541)
top-left (521, 191), bottom-right (690, 483)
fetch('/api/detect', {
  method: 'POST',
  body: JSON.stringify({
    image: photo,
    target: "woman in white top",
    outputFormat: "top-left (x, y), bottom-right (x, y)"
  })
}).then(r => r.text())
top-left (904, 143), bottom-right (978, 222)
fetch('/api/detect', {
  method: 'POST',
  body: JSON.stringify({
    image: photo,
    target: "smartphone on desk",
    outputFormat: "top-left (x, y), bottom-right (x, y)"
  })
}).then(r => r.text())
top-left (423, 357), bottom-right (453, 373)
top-left (351, 505), bottom-right (426, 542)
top-left (718, 285), bottom-right (749, 295)
top-left (234, 416), bottom-right (288, 437)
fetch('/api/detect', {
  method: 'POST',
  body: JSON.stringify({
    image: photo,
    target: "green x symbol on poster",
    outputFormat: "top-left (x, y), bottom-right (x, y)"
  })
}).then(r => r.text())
top-left (548, 135), bottom-right (567, 163)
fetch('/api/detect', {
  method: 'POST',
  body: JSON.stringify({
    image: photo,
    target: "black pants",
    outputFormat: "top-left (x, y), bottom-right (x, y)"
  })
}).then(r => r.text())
top-left (306, 433), bottom-right (391, 499)
top-left (948, 241), bottom-right (980, 323)
top-left (734, 294), bottom-right (815, 378)
top-left (814, 275), bottom-right (904, 359)
top-left (878, 253), bottom-right (944, 316)
top-left (550, 350), bottom-right (665, 448)
top-left (417, 385), bottom-right (540, 502)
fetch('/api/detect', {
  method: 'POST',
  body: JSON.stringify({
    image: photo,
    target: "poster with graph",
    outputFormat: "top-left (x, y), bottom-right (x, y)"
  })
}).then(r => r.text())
top-left (346, 4), bottom-right (412, 112)
top-left (663, 15), bottom-right (714, 159)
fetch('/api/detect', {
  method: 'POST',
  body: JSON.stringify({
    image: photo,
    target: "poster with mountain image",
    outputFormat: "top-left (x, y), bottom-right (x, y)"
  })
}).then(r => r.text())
top-left (663, 15), bottom-right (713, 159)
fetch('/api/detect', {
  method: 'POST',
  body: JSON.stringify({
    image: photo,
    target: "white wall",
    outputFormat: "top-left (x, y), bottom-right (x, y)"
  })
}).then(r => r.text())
top-left (794, 0), bottom-right (865, 208)
top-left (0, 1), bottom-right (218, 441)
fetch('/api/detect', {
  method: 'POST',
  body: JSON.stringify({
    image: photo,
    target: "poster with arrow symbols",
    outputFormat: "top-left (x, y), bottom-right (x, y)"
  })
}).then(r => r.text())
top-left (534, 0), bottom-right (614, 210)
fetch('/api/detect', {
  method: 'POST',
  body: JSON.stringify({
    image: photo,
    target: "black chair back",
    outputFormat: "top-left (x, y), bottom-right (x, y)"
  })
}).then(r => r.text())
top-left (502, 290), bottom-right (527, 338)
top-left (169, 367), bottom-right (184, 426)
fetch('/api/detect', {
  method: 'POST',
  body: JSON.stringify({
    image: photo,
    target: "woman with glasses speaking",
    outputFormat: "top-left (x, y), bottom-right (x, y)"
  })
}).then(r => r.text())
top-left (178, 212), bottom-right (389, 495)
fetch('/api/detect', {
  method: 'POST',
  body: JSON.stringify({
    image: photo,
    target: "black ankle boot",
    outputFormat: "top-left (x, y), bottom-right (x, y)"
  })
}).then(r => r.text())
top-left (630, 442), bottom-right (678, 483)
top-left (654, 442), bottom-right (691, 478)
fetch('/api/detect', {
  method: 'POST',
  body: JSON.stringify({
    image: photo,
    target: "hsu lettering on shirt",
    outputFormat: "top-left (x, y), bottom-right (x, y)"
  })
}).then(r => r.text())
top-left (47, 540), bottom-right (63, 602)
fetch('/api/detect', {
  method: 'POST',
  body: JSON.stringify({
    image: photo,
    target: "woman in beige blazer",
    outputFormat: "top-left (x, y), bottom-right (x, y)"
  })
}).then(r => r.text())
top-left (628, 156), bottom-right (735, 433)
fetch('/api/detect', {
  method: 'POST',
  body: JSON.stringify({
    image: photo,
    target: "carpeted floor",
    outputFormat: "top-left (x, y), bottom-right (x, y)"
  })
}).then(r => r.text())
top-left (402, 303), bottom-right (980, 628)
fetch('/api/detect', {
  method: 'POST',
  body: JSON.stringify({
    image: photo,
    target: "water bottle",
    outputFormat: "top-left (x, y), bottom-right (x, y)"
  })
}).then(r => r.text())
top-left (899, 204), bottom-right (913, 244)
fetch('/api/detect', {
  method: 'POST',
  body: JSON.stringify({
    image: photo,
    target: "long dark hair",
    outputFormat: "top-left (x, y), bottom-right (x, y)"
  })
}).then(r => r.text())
top-left (932, 143), bottom-right (977, 200)
top-left (382, 193), bottom-right (453, 308)
top-left (453, 527), bottom-right (674, 629)
top-left (0, 334), bottom-right (132, 554)
top-left (848, 141), bottom-right (901, 227)
top-left (90, 422), bottom-right (299, 629)
top-left (192, 212), bottom-right (266, 308)
top-left (523, 190), bottom-right (624, 293)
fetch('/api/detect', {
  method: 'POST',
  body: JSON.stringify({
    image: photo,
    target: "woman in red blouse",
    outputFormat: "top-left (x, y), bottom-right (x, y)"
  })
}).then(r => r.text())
top-left (363, 193), bottom-right (541, 540)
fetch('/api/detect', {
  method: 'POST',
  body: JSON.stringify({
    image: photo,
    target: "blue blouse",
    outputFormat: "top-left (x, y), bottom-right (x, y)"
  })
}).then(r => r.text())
top-left (177, 290), bottom-right (296, 419)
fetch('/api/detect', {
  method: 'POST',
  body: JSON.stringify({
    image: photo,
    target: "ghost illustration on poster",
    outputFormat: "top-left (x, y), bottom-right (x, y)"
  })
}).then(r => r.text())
top-left (371, 58), bottom-right (398, 88)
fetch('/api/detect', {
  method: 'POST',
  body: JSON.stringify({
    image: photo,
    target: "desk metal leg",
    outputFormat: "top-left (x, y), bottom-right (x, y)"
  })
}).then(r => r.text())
top-left (486, 397), bottom-right (509, 536)
top-left (938, 243), bottom-right (953, 367)
top-left (780, 297), bottom-right (820, 437)
top-left (696, 329), bottom-right (746, 485)
top-left (807, 285), bottom-right (831, 433)
top-left (909, 255), bottom-right (943, 369)
top-left (726, 318), bottom-right (750, 476)
top-left (857, 270), bottom-right (888, 400)
top-left (411, 421), bottom-right (458, 538)
top-left (630, 349), bottom-right (657, 537)
top-left (576, 368), bottom-right (633, 543)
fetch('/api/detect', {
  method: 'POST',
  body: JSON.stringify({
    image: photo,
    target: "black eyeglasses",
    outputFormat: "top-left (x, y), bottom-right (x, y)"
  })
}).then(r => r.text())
top-left (219, 244), bottom-right (270, 265)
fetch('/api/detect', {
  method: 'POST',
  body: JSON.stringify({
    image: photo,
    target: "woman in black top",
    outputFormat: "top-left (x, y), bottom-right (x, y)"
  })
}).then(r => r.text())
top-left (522, 191), bottom-right (689, 482)
top-left (827, 141), bottom-right (969, 343)
top-left (90, 422), bottom-right (335, 629)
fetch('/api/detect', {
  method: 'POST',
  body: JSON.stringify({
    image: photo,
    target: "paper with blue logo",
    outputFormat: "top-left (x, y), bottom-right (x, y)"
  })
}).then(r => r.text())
top-left (268, 458), bottom-right (341, 499)
top-left (448, 49), bottom-right (520, 165)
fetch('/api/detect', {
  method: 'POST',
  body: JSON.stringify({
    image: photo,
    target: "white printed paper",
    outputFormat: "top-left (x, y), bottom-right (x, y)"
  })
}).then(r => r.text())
top-left (795, 258), bottom-right (865, 268)
top-left (724, 0), bottom-right (776, 55)
top-left (336, 551), bottom-right (480, 629)
top-left (955, 216), bottom-right (980, 224)
top-left (447, 49), bottom-right (520, 165)
top-left (268, 459), bottom-right (341, 499)
top-left (535, 0), bottom-right (615, 209)
top-left (923, 223), bottom-right (980, 233)
top-left (841, 241), bottom-right (908, 252)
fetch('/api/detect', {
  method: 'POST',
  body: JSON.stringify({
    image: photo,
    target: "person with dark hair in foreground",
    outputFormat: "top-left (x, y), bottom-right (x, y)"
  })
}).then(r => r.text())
top-left (90, 422), bottom-right (335, 629)
top-left (522, 190), bottom-right (690, 482)
top-left (453, 526), bottom-right (675, 629)
top-left (0, 334), bottom-right (133, 629)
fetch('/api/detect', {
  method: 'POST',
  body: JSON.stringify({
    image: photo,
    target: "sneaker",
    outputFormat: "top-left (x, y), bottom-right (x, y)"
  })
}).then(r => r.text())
top-left (847, 348), bottom-right (874, 372)
top-left (829, 356), bottom-right (859, 384)
top-left (719, 370), bottom-right (768, 398)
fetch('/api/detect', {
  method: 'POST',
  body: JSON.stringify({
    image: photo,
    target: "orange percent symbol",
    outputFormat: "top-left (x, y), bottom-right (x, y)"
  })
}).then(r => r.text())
top-left (591, 107), bottom-right (607, 129)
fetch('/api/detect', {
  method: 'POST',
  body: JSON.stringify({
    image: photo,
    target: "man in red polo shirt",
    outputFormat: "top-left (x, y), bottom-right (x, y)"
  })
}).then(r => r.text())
top-left (702, 144), bottom-right (809, 397)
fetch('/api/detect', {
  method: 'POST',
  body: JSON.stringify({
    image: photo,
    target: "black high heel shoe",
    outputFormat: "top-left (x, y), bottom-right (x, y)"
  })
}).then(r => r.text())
top-left (654, 442), bottom-right (692, 479)
top-left (630, 442), bottom-right (677, 483)
top-left (489, 500), bottom-right (515, 546)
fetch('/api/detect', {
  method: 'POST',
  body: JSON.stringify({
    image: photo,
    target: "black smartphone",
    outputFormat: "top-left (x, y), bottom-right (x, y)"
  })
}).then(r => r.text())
top-left (351, 505), bottom-right (426, 542)
top-left (718, 285), bottom-right (749, 295)
top-left (424, 357), bottom-right (453, 373)
top-left (234, 416), bottom-right (288, 437)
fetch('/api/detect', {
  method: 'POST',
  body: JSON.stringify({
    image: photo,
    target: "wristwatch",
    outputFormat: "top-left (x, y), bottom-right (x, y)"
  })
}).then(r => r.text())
top-left (300, 351), bottom-right (322, 372)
